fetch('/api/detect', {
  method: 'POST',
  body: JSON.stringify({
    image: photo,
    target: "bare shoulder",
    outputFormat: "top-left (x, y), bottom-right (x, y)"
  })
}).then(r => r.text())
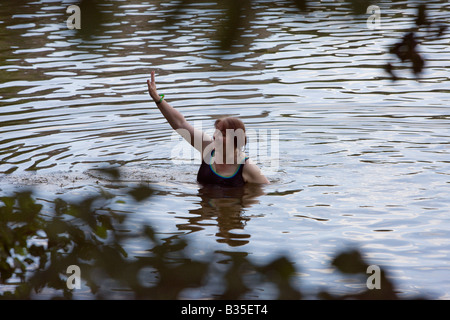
top-left (243, 158), bottom-right (270, 184)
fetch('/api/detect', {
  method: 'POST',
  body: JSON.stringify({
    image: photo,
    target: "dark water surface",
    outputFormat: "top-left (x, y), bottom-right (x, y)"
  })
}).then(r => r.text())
top-left (1, 0), bottom-right (449, 298)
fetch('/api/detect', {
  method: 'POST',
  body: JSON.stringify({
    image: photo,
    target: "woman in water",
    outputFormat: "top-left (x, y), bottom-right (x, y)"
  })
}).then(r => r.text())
top-left (147, 71), bottom-right (269, 186)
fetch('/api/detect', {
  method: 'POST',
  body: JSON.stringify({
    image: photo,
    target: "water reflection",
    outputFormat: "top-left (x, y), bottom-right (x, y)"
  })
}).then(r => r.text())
top-left (176, 184), bottom-right (265, 247)
top-left (1, 0), bottom-right (450, 298)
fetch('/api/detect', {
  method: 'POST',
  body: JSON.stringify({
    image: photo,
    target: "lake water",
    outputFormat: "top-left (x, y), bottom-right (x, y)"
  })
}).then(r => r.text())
top-left (0, 0), bottom-right (449, 299)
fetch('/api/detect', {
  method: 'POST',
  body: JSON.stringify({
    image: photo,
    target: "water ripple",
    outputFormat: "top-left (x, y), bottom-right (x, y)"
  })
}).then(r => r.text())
top-left (1, 0), bottom-right (449, 298)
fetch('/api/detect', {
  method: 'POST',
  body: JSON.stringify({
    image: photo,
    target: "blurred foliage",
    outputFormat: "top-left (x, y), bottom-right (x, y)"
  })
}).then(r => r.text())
top-left (386, 3), bottom-right (448, 80)
top-left (0, 168), bottom-right (425, 300)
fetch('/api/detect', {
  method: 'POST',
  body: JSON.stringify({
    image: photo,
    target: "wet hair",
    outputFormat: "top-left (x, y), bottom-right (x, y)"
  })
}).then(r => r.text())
top-left (214, 117), bottom-right (247, 150)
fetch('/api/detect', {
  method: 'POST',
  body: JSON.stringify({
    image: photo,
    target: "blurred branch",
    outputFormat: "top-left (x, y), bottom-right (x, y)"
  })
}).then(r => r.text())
top-left (386, 3), bottom-right (448, 81)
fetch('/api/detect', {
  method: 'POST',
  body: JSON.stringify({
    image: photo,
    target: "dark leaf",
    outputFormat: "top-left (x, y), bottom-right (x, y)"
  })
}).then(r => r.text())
top-left (332, 250), bottom-right (368, 274)
top-left (128, 185), bottom-right (155, 202)
top-left (97, 167), bottom-right (121, 180)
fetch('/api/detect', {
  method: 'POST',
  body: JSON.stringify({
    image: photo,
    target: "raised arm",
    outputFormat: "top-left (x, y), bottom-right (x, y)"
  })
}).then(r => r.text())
top-left (147, 71), bottom-right (212, 153)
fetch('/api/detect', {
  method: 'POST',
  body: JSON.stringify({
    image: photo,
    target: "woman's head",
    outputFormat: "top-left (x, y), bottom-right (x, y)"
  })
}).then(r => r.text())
top-left (213, 117), bottom-right (247, 152)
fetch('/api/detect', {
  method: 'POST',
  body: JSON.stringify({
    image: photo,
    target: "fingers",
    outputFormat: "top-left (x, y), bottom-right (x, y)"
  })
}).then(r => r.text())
top-left (148, 71), bottom-right (158, 99)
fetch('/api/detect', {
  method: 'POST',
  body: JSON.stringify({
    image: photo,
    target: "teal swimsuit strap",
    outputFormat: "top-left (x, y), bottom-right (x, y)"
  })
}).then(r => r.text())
top-left (209, 150), bottom-right (248, 179)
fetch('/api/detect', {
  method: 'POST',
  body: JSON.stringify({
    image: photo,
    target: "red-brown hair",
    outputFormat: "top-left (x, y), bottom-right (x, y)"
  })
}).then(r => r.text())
top-left (214, 117), bottom-right (247, 150)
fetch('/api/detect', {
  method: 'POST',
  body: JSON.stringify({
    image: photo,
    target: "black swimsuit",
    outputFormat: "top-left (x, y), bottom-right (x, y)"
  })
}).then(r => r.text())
top-left (197, 150), bottom-right (249, 187)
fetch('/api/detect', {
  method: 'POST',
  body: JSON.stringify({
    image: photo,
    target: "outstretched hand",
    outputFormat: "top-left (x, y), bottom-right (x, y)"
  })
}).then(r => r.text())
top-left (147, 71), bottom-right (160, 102)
